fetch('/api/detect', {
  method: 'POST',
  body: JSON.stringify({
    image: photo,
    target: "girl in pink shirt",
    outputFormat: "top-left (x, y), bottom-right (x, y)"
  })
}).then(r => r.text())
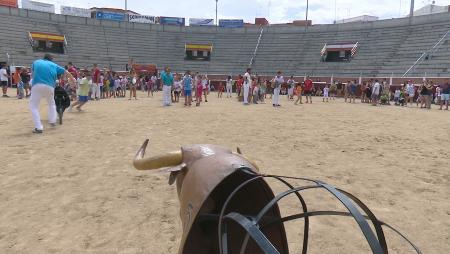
top-left (196, 78), bottom-right (203, 106)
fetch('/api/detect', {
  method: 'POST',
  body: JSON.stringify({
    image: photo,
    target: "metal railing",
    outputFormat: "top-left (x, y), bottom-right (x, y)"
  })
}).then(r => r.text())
top-left (249, 26), bottom-right (264, 67)
top-left (402, 28), bottom-right (450, 77)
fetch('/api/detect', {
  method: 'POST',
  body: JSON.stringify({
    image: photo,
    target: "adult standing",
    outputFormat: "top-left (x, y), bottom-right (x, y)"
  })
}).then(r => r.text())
top-left (405, 81), bottom-right (415, 107)
top-left (226, 75), bottom-right (233, 98)
top-left (243, 68), bottom-right (252, 105)
top-left (371, 79), bottom-right (381, 106)
top-left (272, 71), bottom-right (284, 107)
top-left (91, 63), bottom-right (101, 100)
top-left (161, 67), bottom-right (174, 106)
top-left (29, 54), bottom-right (75, 133)
top-left (304, 76), bottom-right (313, 104)
top-left (421, 81), bottom-right (433, 109)
top-left (0, 63), bottom-right (9, 97)
top-left (439, 82), bottom-right (450, 110)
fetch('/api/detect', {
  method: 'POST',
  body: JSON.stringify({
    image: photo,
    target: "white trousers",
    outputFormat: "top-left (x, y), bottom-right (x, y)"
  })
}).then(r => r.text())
top-left (226, 85), bottom-right (232, 97)
top-left (163, 85), bottom-right (171, 106)
top-left (91, 83), bottom-right (100, 98)
top-left (30, 84), bottom-right (56, 130)
top-left (272, 87), bottom-right (280, 105)
top-left (243, 83), bottom-right (250, 104)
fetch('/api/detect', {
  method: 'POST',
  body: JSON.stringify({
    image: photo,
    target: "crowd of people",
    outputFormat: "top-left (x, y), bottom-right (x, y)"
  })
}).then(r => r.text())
top-left (2, 56), bottom-right (450, 133)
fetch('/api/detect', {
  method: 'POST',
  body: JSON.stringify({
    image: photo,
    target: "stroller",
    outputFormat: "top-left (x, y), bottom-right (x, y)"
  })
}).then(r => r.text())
top-left (54, 85), bottom-right (71, 125)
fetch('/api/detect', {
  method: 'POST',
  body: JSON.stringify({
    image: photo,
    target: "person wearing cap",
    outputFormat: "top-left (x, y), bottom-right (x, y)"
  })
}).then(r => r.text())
top-left (29, 54), bottom-right (75, 133)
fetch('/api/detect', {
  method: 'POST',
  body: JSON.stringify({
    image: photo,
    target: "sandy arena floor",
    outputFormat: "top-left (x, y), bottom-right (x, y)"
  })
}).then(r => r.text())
top-left (0, 90), bottom-right (449, 254)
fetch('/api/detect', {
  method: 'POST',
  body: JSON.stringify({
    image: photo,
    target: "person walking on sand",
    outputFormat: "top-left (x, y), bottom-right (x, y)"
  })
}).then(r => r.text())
top-left (29, 54), bottom-right (75, 134)
top-left (294, 83), bottom-right (303, 105)
top-left (68, 73), bottom-right (90, 112)
top-left (161, 67), bottom-right (174, 106)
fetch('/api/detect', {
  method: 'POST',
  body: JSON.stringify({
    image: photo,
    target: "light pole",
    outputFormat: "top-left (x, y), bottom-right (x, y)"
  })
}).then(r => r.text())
top-left (306, 0), bottom-right (309, 27)
top-left (125, 0), bottom-right (128, 12)
top-left (409, 0), bottom-right (414, 17)
top-left (215, 0), bottom-right (218, 26)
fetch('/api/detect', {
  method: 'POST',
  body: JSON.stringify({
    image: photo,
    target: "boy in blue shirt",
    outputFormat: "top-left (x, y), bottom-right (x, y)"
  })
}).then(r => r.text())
top-left (183, 71), bottom-right (193, 107)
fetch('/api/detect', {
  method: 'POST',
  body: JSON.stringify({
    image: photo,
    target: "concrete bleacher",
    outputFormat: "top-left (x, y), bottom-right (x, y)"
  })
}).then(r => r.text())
top-left (1, 6), bottom-right (450, 77)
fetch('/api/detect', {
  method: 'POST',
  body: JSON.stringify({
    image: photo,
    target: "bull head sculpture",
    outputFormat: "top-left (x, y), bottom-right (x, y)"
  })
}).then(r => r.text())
top-left (133, 140), bottom-right (421, 254)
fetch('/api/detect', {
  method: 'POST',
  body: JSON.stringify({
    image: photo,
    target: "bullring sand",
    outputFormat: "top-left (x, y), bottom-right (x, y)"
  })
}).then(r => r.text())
top-left (0, 91), bottom-right (449, 253)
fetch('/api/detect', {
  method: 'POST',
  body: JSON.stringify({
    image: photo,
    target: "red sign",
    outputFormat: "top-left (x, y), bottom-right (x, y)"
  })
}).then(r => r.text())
top-left (132, 64), bottom-right (157, 75)
top-left (0, 0), bottom-right (18, 8)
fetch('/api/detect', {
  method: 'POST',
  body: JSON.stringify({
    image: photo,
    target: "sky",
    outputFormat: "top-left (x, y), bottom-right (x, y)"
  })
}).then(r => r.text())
top-left (22, 0), bottom-right (450, 24)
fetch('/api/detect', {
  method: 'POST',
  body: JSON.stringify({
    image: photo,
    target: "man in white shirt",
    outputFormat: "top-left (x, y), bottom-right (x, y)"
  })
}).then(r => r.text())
top-left (371, 79), bottom-right (381, 106)
top-left (243, 68), bottom-right (251, 105)
top-left (272, 71), bottom-right (284, 107)
top-left (0, 64), bottom-right (9, 97)
top-left (406, 81), bottom-right (415, 106)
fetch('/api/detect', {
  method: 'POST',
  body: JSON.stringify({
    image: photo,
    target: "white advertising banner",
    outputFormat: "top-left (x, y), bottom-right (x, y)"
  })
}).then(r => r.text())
top-left (21, 0), bottom-right (55, 13)
top-left (129, 14), bottom-right (156, 24)
top-left (61, 6), bottom-right (91, 18)
top-left (189, 18), bottom-right (214, 26)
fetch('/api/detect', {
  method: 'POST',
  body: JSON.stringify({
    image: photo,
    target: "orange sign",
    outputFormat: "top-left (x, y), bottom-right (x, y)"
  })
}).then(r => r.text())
top-left (30, 32), bottom-right (65, 42)
top-left (0, 0), bottom-right (18, 8)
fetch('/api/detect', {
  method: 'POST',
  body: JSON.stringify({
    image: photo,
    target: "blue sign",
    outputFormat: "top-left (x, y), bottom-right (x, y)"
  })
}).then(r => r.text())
top-left (95, 11), bottom-right (125, 22)
top-left (159, 16), bottom-right (185, 26)
top-left (219, 19), bottom-right (244, 28)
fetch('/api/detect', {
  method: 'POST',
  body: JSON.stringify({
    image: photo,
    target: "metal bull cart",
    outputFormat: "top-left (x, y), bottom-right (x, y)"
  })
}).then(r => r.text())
top-left (133, 140), bottom-right (421, 254)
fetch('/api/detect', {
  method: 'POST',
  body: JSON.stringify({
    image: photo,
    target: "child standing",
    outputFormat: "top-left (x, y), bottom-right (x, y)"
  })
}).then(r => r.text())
top-left (129, 75), bottom-right (137, 100)
top-left (226, 76), bottom-right (233, 98)
top-left (183, 71), bottom-right (193, 106)
top-left (17, 80), bottom-right (24, 99)
top-left (202, 75), bottom-right (208, 102)
top-left (252, 82), bottom-right (259, 104)
top-left (294, 83), bottom-right (303, 105)
top-left (323, 85), bottom-right (330, 102)
top-left (218, 82), bottom-right (224, 98)
top-left (287, 76), bottom-right (295, 100)
top-left (394, 88), bottom-right (400, 105)
top-left (173, 76), bottom-right (182, 102)
top-left (196, 77), bottom-right (203, 106)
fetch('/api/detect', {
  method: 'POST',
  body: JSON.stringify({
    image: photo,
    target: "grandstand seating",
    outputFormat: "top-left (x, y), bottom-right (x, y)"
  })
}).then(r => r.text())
top-left (1, 6), bottom-right (450, 77)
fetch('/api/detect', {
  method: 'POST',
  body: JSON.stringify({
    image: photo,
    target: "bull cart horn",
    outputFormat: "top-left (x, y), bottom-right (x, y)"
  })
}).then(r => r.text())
top-left (133, 139), bottom-right (182, 170)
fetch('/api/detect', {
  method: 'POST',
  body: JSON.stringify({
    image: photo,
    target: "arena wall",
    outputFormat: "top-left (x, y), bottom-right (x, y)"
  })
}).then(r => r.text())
top-left (1, 6), bottom-right (450, 77)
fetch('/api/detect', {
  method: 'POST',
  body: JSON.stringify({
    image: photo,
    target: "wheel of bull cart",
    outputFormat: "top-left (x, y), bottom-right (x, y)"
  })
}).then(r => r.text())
top-left (58, 107), bottom-right (63, 125)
